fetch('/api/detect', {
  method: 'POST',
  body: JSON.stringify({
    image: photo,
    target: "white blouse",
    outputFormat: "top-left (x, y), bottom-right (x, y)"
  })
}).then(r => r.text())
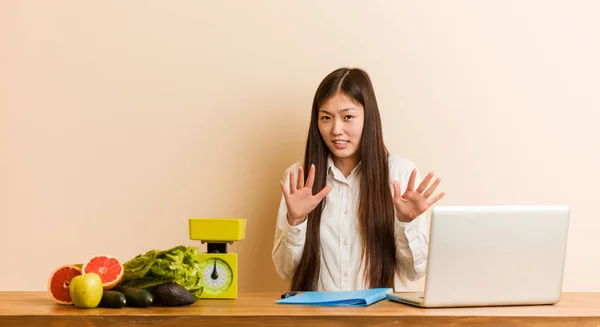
top-left (271, 154), bottom-right (429, 292)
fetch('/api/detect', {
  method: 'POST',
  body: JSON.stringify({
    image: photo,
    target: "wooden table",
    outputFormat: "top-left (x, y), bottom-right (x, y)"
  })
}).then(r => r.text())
top-left (1, 292), bottom-right (600, 326)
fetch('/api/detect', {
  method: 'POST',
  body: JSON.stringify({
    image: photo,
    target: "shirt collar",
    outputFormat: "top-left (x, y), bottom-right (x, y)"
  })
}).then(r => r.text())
top-left (327, 155), bottom-right (335, 172)
top-left (327, 154), bottom-right (362, 179)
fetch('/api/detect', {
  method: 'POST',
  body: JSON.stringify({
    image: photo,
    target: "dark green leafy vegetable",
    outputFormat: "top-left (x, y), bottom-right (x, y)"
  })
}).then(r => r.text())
top-left (120, 246), bottom-right (204, 299)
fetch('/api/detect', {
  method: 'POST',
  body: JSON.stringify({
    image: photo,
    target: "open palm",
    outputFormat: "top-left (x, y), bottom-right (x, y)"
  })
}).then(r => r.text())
top-left (393, 169), bottom-right (445, 222)
top-left (280, 164), bottom-right (332, 225)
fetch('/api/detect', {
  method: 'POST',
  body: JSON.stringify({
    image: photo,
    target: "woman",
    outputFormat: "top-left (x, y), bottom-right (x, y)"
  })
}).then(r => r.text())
top-left (272, 67), bottom-right (445, 292)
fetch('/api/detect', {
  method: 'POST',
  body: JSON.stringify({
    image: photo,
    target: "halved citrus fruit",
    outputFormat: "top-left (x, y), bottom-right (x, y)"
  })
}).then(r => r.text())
top-left (82, 255), bottom-right (124, 290)
top-left (48, 264), bottom-right (82, 304)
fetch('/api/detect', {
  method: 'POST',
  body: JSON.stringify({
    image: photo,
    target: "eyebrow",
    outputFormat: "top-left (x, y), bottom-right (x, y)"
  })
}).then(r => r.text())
top-left (319, 108), bottom-right (357, 115)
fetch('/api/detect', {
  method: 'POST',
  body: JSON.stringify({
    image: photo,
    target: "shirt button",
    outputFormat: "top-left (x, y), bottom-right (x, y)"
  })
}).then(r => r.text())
top-left (344, 210), bottom-right (348, 215)
top-left (343, 272), bottom-right (348, 277)
top-left (343, 240), bottom-right (347, 246)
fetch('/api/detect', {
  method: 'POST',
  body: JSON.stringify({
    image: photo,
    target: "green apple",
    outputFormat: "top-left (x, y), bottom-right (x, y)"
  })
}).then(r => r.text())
top-left (69, 272), bottom-right (103, 308)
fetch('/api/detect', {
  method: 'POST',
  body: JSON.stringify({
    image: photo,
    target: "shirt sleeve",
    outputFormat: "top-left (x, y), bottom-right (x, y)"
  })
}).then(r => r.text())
top-left (390, 156), bottom-right (430, 281)
top-left (271, 163), bottom-right (308, 280)
top-left (395, 213), bottom-right (429, 281)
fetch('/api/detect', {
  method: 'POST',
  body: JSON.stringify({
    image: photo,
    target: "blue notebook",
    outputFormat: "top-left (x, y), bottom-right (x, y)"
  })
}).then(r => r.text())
top-left (276, 288), bottom-right (392, 307)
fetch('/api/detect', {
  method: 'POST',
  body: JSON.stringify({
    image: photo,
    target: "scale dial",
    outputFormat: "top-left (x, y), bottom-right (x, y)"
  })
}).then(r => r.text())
top-left (198, 257), bottom-right (233, 295)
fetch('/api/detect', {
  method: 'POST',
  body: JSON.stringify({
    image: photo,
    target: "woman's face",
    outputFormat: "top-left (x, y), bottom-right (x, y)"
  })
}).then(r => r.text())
top-left (317, 92), bottom-right (365, 166)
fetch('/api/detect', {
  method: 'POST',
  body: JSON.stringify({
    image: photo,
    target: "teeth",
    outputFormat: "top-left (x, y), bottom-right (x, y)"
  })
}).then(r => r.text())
top-left (333, 140), bottom-right (348, 144)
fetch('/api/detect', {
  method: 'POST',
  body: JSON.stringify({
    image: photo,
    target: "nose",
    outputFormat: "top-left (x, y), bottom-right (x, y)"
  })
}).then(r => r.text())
top-left (332, 118), bottom-right (343, 136)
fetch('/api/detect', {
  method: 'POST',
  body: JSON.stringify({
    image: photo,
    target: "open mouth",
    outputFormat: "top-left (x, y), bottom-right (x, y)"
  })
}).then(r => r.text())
top-left (332, 140), bottom-right (349, 149)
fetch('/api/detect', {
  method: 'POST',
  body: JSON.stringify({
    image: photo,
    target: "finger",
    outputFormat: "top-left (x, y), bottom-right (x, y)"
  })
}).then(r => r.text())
top-left (428, 192), bottom-right (446, 205)
top-left (289, 170), bottom-right (296, 194)
top-left (392, 180), bottom-right (401, 198)
top-left (416, 172), bottom-right (434, 194)
top-left (305, 164), bottom-right (316, 189)
top-left (314, 184), bottom-right (332, 200)
top-left (406, 169), bottom-right (417, 192)
top-left (280, 181), bottom-right (290, 198)
top-left (422, 178), bottom-right (441, 199)
top-left (297, 165), bottom-right (305, 189)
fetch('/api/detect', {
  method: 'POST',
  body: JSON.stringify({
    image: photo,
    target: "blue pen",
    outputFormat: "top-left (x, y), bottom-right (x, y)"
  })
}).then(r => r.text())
top-left (280, 291), bottom-right (298, 299)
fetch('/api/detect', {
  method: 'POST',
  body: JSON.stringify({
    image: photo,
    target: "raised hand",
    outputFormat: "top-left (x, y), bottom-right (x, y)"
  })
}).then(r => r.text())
top-left (392, 169), bottom-right (445, 223)
top-left (280, 164), bottom-right (333, 226)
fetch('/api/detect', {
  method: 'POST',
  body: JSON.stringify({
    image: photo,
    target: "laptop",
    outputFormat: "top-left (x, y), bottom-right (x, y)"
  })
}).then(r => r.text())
top-left (387, 205), bottom-right (570, 308)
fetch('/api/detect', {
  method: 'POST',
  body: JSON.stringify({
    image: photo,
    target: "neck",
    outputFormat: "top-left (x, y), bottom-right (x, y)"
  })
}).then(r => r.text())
top-left (333, 155), bottom-right (359, 178)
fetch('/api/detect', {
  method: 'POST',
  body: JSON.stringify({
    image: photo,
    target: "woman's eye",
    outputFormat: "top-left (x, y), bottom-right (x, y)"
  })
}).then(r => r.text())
top-left (320, 116), bottom-right (331, 120)
top-left (344, 115), bottom-right (354, 120)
